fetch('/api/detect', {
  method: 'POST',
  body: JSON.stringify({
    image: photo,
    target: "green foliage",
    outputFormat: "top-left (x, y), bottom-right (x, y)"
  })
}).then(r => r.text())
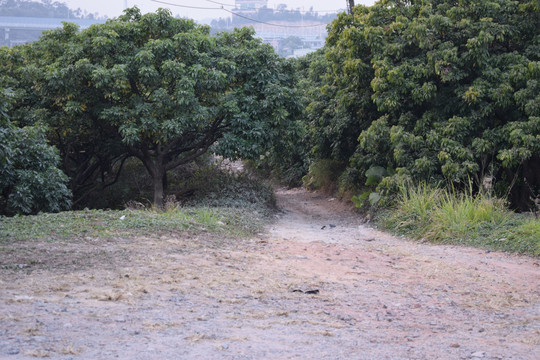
top-left (428, 191), bottom-right (509, 242)
top-left (298, 0), bottom-right (540, 210)
top-left (378, 183), bottom-right (539, 256)
top-left (253, 56), bottom-right (312, 187)
top-left (0, 28), bottom-right (128, 209)
top-left (0, 89), bottom-right (71, 216)
top-left (496, 218), bottom-right (540, 256)
top-left (351, 166), bottom-right (394, 209)
top-left (365, 166), bottom-right (387, 186)
top-left (0, 125), bottom-right (71, 215)
top-left (2, 8), bottom-right (299, 208)
top-left (302, 159), bottom-right (346, 193)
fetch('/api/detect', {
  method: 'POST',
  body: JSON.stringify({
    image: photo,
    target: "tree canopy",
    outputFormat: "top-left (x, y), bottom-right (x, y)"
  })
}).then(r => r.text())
top-left (2, 7), bottom-right (300, 208)
top-left (288, 0), bottom-right (540, 210)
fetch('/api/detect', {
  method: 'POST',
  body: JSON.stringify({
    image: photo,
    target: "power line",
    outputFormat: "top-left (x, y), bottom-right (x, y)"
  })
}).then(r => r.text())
top-left (203, 0), bottom-right (235, 6)
top-left (222, 8), bottom-right (328, 28)
top-left (202, 0), bottom-right (344, 14)
top-left (150, 0), bottom-right (333, 28)
top-left (245, 7), bottom-right (344, 14)
top-left (151, 0), bottom-right (222, 10)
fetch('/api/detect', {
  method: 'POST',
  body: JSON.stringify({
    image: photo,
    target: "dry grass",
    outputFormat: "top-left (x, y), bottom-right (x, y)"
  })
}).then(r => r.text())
top-left (59, 346), bottom-right (81, 355)
top-left (25, 349), bottom-right (51, 358)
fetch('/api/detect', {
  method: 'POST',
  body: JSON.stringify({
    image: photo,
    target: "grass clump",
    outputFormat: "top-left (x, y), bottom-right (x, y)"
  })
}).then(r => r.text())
top-left (378, 183), bottom-right (539, 256)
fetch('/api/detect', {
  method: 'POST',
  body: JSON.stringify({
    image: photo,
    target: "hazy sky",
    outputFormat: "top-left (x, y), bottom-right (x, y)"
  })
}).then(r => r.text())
top-left (59, 0), bottom-right (376, 22)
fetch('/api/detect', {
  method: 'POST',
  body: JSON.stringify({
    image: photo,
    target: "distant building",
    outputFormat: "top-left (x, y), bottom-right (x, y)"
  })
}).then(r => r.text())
top-left (0, 17), bottom-right (104, 47)
top-left (227, 1), bottom-right (330, 57)
top-left (250, 20), bottom-right (327, 55)
top-left (235, 0), bottom-right (268, 12)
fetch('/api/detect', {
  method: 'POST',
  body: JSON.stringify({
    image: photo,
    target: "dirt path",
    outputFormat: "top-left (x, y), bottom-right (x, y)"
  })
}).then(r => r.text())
top-left (1, 188), bottom-right (539, 359)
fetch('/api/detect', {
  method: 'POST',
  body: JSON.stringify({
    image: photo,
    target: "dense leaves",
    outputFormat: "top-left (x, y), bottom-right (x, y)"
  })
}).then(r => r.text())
top-left (0, 89), bottom-right (71, 215)
top-left (2, 8), bottom-right (299, 208)
top-left (296, 0), bottom-right (540, 210)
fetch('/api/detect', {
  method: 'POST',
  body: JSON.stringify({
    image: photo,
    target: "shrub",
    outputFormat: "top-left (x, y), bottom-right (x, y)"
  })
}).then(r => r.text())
top-left (378, 182), bottom-right (539, 256)
top-left (302, 159), bottom-right (346, 193)
top-left (0, 123), bottom-right (71, 215)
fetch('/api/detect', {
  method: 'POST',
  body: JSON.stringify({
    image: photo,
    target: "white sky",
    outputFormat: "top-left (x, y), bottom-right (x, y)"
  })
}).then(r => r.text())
top-left (58, 0), bottom-right (376, 22)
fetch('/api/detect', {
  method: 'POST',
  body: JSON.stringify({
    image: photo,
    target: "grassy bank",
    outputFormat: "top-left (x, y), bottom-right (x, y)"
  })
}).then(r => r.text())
top-left (0, 205), bottom-right (268, 244)
top-left (377, 184), bottom-right (540, 257)
top-left (0, 164), bottom-right (275, 244)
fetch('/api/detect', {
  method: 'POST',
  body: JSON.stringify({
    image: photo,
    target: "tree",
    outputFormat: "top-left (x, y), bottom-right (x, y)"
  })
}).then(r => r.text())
top-left (299, 0), bottom-right (540, 209)
top-left (0, 24), bottom-right (128, 208)
top-left (22, 8), bottom-right (299, 208)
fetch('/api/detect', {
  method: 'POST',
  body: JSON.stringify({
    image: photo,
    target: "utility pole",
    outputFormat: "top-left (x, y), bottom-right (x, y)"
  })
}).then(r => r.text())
top-left (347, 0), bottom-right (355, 14)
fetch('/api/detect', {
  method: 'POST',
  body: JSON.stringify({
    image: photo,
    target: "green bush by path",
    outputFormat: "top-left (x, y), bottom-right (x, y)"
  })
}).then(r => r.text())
top-left (279, 0), bottom-right (540, 211)
top-left (378, 183), bottom-right (540, 256)
top-left (302, 159), bottom-right (346, 193)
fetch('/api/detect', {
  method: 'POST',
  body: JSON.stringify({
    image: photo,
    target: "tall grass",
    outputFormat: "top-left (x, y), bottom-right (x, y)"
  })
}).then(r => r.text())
top-left (379, 183), bottom-right (539, 256)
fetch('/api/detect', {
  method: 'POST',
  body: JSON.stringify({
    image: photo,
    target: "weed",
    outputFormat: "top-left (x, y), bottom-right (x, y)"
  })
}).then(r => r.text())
top-left (377, 183), bottom-right (540, 256)
top-left (176, 163), bottom-right (275, 213)
top-left (428, 191), bottom-right (509, 243)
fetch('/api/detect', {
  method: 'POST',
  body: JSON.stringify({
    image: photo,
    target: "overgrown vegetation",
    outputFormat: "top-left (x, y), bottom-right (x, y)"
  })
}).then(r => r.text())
top-left (0, 158), bottom-right (275, 244)
top-left (1, 1), bottom-right (539, 258)
top-left (0, 89), bottom-right (71, 215)
top-left (0, 7), bottom-right (299, 212)
top-left (253, 0), bottom-right (540, 256)
top-left (378, 183), bottom-right (539, 256)
top-left (267, 0), bottom-right (540, 212)
top-left (177, 163), bottom-right (275, 212)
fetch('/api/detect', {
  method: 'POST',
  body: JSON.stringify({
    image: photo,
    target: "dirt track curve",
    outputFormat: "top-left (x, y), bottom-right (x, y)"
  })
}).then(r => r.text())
top-left (1, 187), bottom-right (539, 359)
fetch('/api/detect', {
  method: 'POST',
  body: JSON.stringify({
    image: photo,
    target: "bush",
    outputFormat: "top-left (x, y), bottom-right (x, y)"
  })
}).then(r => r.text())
top-left (79, 156), bottom-right (276, 216)
top-left (302, 0), bottom-right (540, 210)
top-left (378, 182), bottom-right (539, 256)
top-left (0, 123), bottom-right (71, 216)
top-left (174, 161), bottom-right (275, 212)
top-left (302, 159), bottom-right (346, 193)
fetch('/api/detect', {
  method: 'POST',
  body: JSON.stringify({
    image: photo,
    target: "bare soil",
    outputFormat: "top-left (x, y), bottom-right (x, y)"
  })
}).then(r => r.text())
top-left (1, 188), bottom-right (539, 359)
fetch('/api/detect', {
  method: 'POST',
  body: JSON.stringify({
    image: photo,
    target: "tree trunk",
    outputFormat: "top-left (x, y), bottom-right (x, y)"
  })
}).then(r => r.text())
top-left (153, 170), bottom-right (164, 209)
top-left (162, 171), bottom-right (168, 194)
top-left (136, 147), bottom-right (167, 209)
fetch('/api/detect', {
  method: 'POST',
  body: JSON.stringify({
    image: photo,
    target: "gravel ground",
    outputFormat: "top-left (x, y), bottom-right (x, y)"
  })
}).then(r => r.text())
top-left (0, 188), bottom-right (539, 359)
